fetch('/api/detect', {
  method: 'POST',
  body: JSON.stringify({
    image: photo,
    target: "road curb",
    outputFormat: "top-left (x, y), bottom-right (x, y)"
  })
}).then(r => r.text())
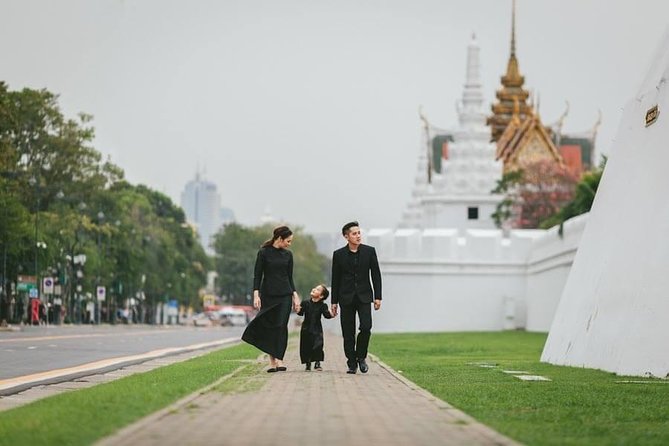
top-left (0, 337), bottom-right (241, 396)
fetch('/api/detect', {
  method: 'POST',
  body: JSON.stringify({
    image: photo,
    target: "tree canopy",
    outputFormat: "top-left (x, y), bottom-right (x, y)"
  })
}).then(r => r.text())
top-left (0, 82), bottom-right (208, 323)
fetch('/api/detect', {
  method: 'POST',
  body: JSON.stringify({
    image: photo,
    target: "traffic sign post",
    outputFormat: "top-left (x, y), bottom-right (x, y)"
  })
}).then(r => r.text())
top-left (43, 277), bottom-right (54, 294)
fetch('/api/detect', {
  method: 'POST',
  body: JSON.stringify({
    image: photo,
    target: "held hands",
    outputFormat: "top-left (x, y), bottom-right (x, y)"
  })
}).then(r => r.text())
top-left (292, 292), bottom-right (301, 313)
top-left (374, 299), bottom-right (382, 311)
top-left (331, 304), bottom-right (338, 317)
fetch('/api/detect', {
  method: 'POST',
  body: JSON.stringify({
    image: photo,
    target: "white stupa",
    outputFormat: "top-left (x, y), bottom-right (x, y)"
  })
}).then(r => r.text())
top-left (400, 34), bottom-right (503, 229)
top-left (541, 28), bottom-right (669, 377)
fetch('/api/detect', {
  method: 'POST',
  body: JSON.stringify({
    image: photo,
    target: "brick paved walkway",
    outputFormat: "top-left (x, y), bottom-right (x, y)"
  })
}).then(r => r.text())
top-left (97, 331), bottom-right (520, 446)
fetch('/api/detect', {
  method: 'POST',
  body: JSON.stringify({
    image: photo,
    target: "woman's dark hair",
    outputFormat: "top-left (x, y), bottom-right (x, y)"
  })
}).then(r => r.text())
top-left (261, 225), bottom-right (293, 248)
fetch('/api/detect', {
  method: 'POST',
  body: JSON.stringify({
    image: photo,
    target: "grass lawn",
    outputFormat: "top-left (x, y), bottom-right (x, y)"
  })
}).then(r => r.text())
top-left (0, 343), bottom-right (258, 446)
top-left (371, 331), bottom-right (669, 446)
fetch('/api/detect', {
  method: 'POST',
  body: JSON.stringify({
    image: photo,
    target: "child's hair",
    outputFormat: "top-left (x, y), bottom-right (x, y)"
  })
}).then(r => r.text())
top-left (319, 284), bottom-right (330, 300)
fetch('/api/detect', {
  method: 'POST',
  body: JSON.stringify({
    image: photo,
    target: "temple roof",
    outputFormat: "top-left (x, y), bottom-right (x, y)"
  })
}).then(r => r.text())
top-left (496, 104), bottom-right (562, 168)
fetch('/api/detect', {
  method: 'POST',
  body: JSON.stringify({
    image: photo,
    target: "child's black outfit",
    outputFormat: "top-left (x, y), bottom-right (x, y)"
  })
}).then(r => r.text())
top-left (297, 299), bottom-right (333, 367)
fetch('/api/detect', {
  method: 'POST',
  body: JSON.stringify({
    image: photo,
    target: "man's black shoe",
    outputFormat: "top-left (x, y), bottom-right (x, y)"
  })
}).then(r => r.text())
top-left (358, 358), bottom-right (369, 373)
top-left (305, 362), bottom-right (311, 371)
top-left (346, 361), bottom-right (358, 374)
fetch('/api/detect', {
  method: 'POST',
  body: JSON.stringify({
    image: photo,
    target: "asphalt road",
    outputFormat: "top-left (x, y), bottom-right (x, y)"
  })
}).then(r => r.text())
top-left (0, 324), bottom-right (245, 380)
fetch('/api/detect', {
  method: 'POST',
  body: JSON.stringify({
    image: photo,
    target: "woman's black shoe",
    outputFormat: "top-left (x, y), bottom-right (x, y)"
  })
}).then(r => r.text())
top-left (305, 363), bottom-right (311, 371)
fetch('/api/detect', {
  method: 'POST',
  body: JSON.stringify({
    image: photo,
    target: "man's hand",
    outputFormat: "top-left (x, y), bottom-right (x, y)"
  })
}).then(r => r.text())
top-left (331, 304), bottom-right (338, 317)
top-left (253, 292), bottom-right (261, 310)
top-left (374, 299), bottom-right (382, 311)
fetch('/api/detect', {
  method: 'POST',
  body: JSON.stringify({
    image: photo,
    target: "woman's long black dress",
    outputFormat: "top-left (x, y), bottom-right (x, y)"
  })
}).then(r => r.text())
top-left (298, 299), bottom-right (334, 364)
top-left (241, 245), bottom-right (296, 360)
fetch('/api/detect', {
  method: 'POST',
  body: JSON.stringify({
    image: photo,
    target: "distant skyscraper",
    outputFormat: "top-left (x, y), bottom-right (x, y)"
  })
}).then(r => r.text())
top-left (181, 172), bottom-right (234, 254)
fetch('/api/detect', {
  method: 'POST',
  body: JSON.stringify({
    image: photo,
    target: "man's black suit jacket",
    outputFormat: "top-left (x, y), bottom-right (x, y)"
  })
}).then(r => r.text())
top-left (331, 244), bottom-right (382, 306)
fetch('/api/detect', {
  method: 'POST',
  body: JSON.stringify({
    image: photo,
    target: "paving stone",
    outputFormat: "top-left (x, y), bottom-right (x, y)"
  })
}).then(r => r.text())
top-left (97, 332), bottom-right (520, 446)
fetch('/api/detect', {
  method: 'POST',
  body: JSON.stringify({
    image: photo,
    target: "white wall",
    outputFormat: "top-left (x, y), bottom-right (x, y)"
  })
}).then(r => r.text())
top-left (367, 220), bottom-right (586, 334)
top-left (525, 215), bottom-right (587, 331)
top-left (541, 30), bottom-right (669, 377)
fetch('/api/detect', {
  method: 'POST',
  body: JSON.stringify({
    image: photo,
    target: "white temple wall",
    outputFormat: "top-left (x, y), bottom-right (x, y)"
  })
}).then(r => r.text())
top-left (373, 265), bottom-right (527, 333)
top-left (367, 214), bottom-right (587, 333)
top-left (525, 215), bottom-right (587, 332)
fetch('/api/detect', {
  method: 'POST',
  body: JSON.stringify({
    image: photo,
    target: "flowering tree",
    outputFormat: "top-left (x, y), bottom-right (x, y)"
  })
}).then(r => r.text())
top-left (492, 159), bottom-right (579, 230)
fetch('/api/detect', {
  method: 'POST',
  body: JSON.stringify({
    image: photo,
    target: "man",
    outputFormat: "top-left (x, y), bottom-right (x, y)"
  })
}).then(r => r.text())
top-left (331, 221), bottom-right (382, 374)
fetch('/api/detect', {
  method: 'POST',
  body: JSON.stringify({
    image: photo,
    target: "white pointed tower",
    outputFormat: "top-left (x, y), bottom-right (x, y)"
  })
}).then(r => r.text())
top-left (400, 34), bottom-right (503, 229)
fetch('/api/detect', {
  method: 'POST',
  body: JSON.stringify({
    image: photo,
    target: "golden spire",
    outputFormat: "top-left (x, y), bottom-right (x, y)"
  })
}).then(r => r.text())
top-left (487, 0), bottom-right (531, 142)
top-left (511, 0), bottom-right (516, 57)
top-left (502, 0), bottom-right (523, 88)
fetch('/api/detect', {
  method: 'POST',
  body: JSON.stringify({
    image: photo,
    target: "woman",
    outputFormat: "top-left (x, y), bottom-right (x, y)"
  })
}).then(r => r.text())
top-left (241, 225), bottom-right (300, 372)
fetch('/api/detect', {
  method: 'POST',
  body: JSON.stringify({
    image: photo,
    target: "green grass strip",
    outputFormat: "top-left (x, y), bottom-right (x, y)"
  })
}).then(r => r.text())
top-left (0, 342), bottom-right (258, 446)
top-left (371, 331), bottom-right (669, 446)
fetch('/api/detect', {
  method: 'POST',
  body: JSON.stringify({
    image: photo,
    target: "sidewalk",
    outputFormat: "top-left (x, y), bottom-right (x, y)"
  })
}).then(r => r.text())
top-left (97, 331), bottom-right (520, 446)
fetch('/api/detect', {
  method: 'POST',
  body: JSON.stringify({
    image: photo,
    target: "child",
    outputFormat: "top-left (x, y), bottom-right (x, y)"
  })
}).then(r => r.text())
top-left (297, 284), bottom-right (334, 371)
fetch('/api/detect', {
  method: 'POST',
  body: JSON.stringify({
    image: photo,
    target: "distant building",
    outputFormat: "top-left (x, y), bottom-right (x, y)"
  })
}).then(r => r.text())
top-left (180, 172), bottom-right (235, 254)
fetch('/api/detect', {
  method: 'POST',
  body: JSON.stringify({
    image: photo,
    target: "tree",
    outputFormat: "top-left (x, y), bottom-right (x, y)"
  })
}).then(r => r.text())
top-left (0, 82), bottom-right (209, 323)
top-left (491, 160), bottom-right (579, 229)
top-left (540, 156), bottom-right (607, 234)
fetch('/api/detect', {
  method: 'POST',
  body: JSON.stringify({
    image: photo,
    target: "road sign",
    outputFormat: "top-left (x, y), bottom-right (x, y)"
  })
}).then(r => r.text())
top-left (29, 288), bottom-right (38, 298)
top-left (18, 275), bottom-right (37, 284)
top-left (96, 286), bottom-right (106, 302)
top-left (43, 277), bottom-right (54, 294)
top-left (17, 275), bottom-right (37, 292)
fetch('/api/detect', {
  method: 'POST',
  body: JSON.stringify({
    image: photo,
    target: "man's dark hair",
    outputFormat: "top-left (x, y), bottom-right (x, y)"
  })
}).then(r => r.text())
top-left (341, 221), bottom-right (359, 236)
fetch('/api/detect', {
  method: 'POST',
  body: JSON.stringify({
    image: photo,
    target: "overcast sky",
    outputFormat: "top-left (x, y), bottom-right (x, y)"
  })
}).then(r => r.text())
top-left (2, 0), bottom-right (668, 234)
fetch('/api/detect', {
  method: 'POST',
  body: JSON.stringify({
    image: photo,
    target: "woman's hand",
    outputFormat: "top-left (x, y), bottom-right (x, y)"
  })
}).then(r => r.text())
top-left (253, 291), bottom-right (261, 310)
top-left (292, 292), bottom-right (300, 312)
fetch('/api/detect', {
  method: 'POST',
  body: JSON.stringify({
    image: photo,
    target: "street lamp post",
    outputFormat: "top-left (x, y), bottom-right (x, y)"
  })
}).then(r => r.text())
top-left (28, 176), bottom-right (41, 304)
top-left (73, 254), bottom-right (86, 324)
top-left (96, 211), bottom-right (105, 324)
top-left (0, 171), bottom-right (15, 323)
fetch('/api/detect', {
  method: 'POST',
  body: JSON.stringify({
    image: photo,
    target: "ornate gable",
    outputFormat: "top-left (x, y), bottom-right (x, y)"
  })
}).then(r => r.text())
top-left (496, 111), bottom-right (563, 172)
